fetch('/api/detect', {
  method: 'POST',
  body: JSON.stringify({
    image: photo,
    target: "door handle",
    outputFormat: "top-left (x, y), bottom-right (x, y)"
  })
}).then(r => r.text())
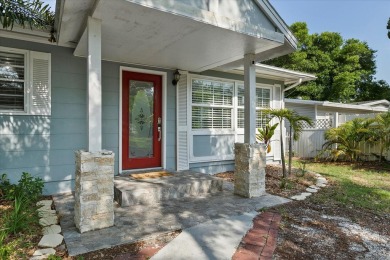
top-left (158, 117), bottom-right (162, 142)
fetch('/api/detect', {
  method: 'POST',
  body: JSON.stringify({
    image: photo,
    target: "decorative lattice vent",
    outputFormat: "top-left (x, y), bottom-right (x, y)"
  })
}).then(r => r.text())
top-left (301, 119), bottom-right (333, 129)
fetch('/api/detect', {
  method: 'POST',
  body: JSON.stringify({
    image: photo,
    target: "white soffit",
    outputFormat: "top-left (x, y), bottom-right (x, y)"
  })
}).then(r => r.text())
top-left (220, 64), bottom-right (316, 84)
top-left (72, 0), bottom-right (285, 72)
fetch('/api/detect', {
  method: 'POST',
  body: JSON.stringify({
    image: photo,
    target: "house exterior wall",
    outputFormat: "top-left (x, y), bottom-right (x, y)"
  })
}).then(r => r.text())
top-left (0, 37), bottom-right (176, 194)
top-left (1, 37), bottom-right (284, 194)
top-left (285, 103), bottom-right (316, 121)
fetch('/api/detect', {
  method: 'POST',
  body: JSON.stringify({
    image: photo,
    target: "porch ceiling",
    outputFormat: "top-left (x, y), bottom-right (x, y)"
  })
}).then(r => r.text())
top-left (58, 0), bottom-right (288, 72)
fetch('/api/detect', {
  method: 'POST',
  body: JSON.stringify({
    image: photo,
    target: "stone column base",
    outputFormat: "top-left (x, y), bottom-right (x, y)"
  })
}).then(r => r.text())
top-left (234, 143), bottom-right (266, 198)
top-left (74, 150), bottom-right (115, 233)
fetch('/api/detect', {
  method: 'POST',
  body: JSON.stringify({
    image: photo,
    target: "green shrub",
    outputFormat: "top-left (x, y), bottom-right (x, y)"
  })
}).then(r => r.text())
top-left (3, 194), bottom-right (36, 235)
top-left (0, 230), bottom-right (11, 260)
top-left (0, 172), bottom-right (44, 203)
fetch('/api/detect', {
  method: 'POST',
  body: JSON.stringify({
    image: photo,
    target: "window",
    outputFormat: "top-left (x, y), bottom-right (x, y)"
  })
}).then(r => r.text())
top-left (237, 84), bottom-right (271, 129)
top-left (191, 79), bottom-right (233, 129)
top-left (0, 47), bottom-right (51, 115)
top-left (0, 51), bottom-right (26, 111)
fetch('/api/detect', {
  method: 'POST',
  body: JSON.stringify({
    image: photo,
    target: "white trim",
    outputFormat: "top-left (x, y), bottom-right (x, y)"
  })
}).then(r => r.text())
top-left (119, 66), bottom-right (167, 173)
top-left (0, 28), bottom-right (63, 47)
top-left (0, 47), bottom-right (29, 115)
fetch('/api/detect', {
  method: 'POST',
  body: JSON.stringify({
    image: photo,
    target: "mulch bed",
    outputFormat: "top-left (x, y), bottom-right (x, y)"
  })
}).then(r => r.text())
top-left (215, 164), bottom-right (318, 198)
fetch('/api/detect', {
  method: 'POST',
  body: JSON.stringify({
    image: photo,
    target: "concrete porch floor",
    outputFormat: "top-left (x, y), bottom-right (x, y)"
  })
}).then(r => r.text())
top-left (53, 173), bottom-right (290, 256)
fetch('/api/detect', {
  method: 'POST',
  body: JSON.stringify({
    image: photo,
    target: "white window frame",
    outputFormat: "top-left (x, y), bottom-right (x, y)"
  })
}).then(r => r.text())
top-left (0, 46), bottom-right (51, 116)
top-left (235, 83), bottom-right (273, 134)
top-left (188, 74), bottom-right (275, 163)
top-left (190, 75), bottom-right (235, 134)
top-left (0, 47), bottom-right (29, 115)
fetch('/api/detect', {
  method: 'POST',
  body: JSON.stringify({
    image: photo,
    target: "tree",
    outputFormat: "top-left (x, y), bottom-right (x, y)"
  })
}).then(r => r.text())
top-left (387, 18), bottom-right (390, 39)
top-left (265, 108), bottom-right (312, 178)
top-left (265, 22), bottom-right (388, 102)
top-left (0, 0), bottom-right (53, 30)
top-left (356, 80), bottom-right (390, 102)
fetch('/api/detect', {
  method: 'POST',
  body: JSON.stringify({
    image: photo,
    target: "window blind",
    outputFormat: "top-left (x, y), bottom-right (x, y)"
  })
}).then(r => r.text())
top-left (0, 51), bottom-right (25, 111)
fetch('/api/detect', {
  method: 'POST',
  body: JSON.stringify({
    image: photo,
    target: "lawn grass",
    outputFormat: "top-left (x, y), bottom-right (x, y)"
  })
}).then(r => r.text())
top-left (294, 160), bottom-right (390, 214)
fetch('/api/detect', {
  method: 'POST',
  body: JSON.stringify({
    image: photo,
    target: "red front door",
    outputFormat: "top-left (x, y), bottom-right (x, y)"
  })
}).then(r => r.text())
top-left (122, 71), bottom-right (162, 170)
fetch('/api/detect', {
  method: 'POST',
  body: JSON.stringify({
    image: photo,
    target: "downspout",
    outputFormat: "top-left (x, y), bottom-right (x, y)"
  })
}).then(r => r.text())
top-left (283, 78), bottom-right (303, 93)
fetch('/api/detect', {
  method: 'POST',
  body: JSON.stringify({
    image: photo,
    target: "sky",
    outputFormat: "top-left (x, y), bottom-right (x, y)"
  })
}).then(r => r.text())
top-left (270, 0), bottom-right (390, 83)
top-left (43, 0), bottom-right (389, 83)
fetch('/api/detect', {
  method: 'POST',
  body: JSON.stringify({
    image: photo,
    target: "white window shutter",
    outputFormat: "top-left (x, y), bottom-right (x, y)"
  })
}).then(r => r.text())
top-left (176, 72), bottom-right (189, 171)
top-left (29, 51), bottom-right (51, 115)
top-left (272, 84), bottom-right (282, 161)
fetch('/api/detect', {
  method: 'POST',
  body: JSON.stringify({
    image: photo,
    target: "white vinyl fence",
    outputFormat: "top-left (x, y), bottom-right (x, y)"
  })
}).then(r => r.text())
top-left (288, 117), bottom-right (390, 161)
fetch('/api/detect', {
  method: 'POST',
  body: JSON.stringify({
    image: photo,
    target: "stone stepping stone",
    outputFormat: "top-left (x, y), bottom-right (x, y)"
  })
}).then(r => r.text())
top-left (38, 209), bottom-right (57, 217)
top-left (309, 185), bottom-right (320, 190)
top-left (290, 192), bottom-right (311, 201)
top-left (33, 248), bottom-right (56, 256)
top-left (306, 187), bottom-right (318, 193)
top-left (39, 216), bottom-right (58, 226)
top-left (290, 195), bottom-right (306, 201)
top-left (38, 234), bottom-right (63, 248)
top-left (316, 183), bottom-right (327, 188)
top-left (42, 225), bottom-right (61, 235)
top-left (37, 200), bottom-right (53, 208)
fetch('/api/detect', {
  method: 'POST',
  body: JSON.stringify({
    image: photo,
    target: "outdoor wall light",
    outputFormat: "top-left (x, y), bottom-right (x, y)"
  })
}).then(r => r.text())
top-left (172, 69), bottom-right (181, 86)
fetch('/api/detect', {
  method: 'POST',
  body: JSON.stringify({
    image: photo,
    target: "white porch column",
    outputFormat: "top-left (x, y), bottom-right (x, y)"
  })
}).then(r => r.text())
top-left (244, 53), bottom-right (256, 144)
top-left (234, 54), bottom-right (266, 198)
top-left (334, 112), bottom-right (339, 127)
top-left (75, 17), bottom-right (115, 234)
top-left (87, 17), bottom-right (102, 152)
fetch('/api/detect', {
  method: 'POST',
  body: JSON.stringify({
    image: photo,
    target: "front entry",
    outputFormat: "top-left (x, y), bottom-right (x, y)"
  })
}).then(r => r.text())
top-left (122, 71), bottom-right (162, 170)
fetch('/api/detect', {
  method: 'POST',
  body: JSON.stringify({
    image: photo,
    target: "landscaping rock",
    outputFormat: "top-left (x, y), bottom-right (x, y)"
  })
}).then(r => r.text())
top-left (38, 234), bottom-right (63, 248)
top-left (306, 188), bottom-right (318, 193)
top-left (42, 225), bottom-right (61, 235)
top-left (38, 209), bottom-right (57, 217)
top-left (39, 216), bottom-right (58, 226)
top-left (30, 256), bottom-right (49, 260)
top-left (290, 194), bottom-right (307, 201)
top-left (33, 248), bottom-right (56, 256)
top-left (37, 200), bottom-right (53, 208)
top-left (316, 183), bottom-right (327, 188)
top-left (301, 192), bottom-right (312, 197)
top-left (309, 185), bottom-right (320, 190)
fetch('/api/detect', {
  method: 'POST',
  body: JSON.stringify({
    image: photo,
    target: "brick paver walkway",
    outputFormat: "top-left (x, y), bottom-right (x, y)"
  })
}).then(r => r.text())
top-left (232, 211), bottom-right (281, 260)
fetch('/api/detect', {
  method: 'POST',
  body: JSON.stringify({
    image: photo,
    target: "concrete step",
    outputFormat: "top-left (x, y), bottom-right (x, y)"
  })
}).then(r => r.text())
top-left (114, 171), bottom-right (223, 207)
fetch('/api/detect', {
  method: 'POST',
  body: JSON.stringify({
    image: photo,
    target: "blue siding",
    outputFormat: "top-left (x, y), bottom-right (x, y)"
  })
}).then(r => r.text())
top-left (0, 37), bottom-right (177, 194)
top-left (189, 161), bottom-right (235, 175)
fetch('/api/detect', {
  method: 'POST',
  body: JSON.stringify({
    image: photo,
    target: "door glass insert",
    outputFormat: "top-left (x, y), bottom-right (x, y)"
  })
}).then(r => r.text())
top-left (129, 80), bottom-right (154, 158)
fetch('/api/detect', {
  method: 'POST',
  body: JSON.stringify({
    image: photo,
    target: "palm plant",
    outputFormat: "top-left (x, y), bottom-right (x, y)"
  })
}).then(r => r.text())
top-left (285, 112), bottom-right (313, 176)
top-left (265, 108), bottom-right (313, 178)
top-left (256, 122), bottom-right (279, 153)
top-left (0, 0), bottom-right (54, 30)
top-left (322, 118), bottom-right (373, 162)
top-left (369, 112), bottom-right (390, 161)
